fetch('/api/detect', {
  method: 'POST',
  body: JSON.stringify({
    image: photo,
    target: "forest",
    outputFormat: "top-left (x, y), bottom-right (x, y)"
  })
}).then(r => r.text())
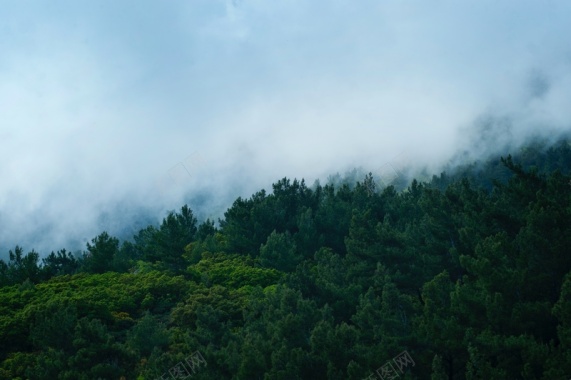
top-left (0, 138), bottom-right (570, 379)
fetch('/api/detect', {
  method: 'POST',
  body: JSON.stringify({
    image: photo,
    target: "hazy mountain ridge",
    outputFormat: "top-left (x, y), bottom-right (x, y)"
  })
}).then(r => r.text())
top-left (0, 137), bottom-right (569, 378)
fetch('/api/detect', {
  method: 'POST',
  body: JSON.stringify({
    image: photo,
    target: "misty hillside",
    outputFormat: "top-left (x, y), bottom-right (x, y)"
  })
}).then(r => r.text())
top-left (4, 1), bottom-right (571, 263)
top-left (1, 139), bottom-right (570, 379)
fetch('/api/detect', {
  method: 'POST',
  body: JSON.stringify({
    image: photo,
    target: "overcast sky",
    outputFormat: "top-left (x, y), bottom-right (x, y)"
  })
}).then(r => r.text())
top-left (1, 0), bottom-right (570, 256)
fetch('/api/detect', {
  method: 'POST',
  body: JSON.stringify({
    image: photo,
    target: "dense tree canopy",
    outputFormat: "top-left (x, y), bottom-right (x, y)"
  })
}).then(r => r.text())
top-left (0, 140), bottom-right (570, 379)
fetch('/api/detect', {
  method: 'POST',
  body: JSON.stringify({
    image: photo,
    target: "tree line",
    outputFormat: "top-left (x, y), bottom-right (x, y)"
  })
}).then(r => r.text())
top-left (0, 139), bottom-right (570, 379)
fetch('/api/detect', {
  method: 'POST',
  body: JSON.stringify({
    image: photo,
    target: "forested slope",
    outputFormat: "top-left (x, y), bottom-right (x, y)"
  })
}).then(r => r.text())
top-left (0, 140), bottom-right (570, 379)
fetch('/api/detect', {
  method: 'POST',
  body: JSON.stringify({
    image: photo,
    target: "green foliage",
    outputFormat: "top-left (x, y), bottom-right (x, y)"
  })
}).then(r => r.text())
top-left (5, 246), bottom-right (41, 284)
top-left (141, 204), bottom-right (198, 273)
top-left (190, 252), bottom-right (282, 289)
top-left (82, 232), bottom-right (119, 274)
top-left (126, 311), bottom-right (169, 358)
top-left (1, 140), bottom-right (570, 379)
top-left (260, 230), bottom-right (299, 272)
top-left (41, 249), bottom-right (79, 279)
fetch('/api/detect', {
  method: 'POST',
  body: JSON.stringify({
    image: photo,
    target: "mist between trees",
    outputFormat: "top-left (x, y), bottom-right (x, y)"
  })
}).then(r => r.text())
top-left (0, 139), bottom-right (570, 379)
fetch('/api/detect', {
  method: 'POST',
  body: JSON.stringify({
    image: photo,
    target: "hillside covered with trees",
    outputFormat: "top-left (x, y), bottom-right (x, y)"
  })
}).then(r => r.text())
top-left (1, 139), bottom-right (570, 379)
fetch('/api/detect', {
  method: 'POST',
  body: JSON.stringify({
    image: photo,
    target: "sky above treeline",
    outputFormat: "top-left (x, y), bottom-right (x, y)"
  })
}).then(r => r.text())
top-left (1, 1), bottom-right (570, 256)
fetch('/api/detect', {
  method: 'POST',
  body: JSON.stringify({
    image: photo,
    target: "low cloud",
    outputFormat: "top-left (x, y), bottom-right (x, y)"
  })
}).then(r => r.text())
top-left (1, 1), bottom-right (570, 257)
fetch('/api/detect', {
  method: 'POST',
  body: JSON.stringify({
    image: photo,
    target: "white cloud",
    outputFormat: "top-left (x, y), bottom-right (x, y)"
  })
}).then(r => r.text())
top-left (1, 0), bottom-right (570, 256)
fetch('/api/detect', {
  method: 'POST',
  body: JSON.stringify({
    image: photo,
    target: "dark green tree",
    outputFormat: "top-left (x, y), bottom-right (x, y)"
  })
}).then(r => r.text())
top-left (145, 204), bottom-right (197, 272)
top-left (6, 246), bottom-right (41, 284)
top-left (126, 311), bottom-right (169, 358)
top-left (41, 248), bottom-right (79, 280)
top-left (82, 232), bottom-right (119, 274)
top-left (259, 230), bottom-right (299, 272)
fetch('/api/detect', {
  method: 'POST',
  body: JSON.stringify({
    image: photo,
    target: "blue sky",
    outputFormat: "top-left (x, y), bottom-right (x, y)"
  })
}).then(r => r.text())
top-left (1, 1), bottom-right (570, 255)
